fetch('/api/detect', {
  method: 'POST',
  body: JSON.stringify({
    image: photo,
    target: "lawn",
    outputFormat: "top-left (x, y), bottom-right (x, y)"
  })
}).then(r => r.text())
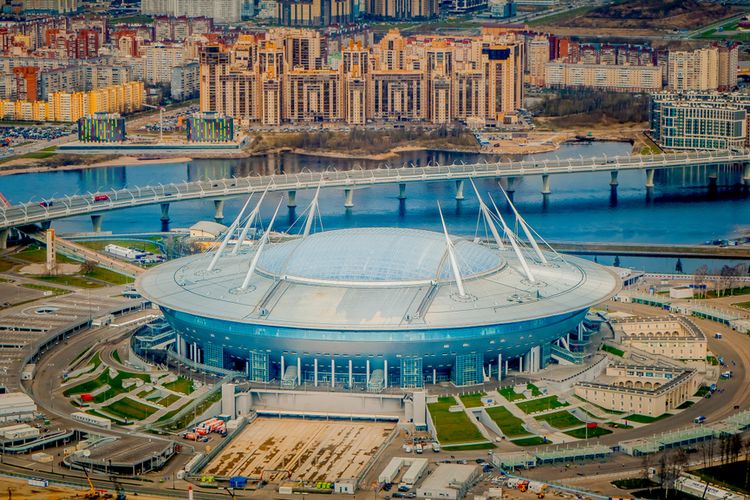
top-left (459, 392), bottom-right (486, 408)
top-left (695, 386), bottom-right (711, 397)
top-left (161, 391), bottom-right (222, 430)
top-left (428, 396), bottom-right (485, 444)
top-left (564, 426), bottom-right (613, 439)
top-left (534, 410), bottom-right (584, 429)
top-left (103, 397), bottom-right (159, 421)
top-left (511, 436), bottom-right (548, 447)
top-left (706, 356), bottom-right (719, 366)
top-left (78, 239), bottom-right (163, 255)
top-left (112, 350), bottom-right (122, 364)
top-left (485, 406), bottom-right (530, 437)
top-left (34, 274), bottom-right (103, 288)
top-left (163, 376), bottom-right (194, 395)
top-left (527, 383), bottom-right (542, 397)
top-left (442, 442), bottom-right (495, 451)
top-left (499, 386), bottom-right (526, 401)
top-left (602, 344), bottom-right (625, 357)
top-left (625, 413), bottom-right (671, 424)
top-left (695, 461), bottom-right (750, 495)
top-left (734, 301), bottom-right (750, 310)
top-left (158, 394), bottom-right (182, 407)
top-left (517, 396), bottom-right (568, 414)
top-left (20, 283), bottom-right (69, 296)
top-left (64, 366), bottom-right (151, 404)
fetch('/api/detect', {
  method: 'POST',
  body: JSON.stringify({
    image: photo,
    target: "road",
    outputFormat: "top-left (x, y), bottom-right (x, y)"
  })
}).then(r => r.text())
top-left (1, 149), bottom-right (747, 231)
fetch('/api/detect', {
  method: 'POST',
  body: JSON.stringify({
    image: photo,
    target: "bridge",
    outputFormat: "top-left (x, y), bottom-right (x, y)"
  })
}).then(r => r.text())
top-left (0, 149), bottom-right (748, 247)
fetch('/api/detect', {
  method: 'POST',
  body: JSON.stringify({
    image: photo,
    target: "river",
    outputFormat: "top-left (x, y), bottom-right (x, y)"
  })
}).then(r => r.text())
top-left (0, 141), bottom-right (748, 273)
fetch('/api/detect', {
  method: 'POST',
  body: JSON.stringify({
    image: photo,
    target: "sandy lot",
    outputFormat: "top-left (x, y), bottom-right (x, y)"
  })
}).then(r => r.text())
top-left (204, 418), bottom-right (394, 483)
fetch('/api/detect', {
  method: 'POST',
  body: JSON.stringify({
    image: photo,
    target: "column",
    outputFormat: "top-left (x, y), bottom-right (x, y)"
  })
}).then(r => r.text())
top-left (287, 190), bottom-right (297, 208)
top-left (504, 359), bottom-right (508, 376)
top-left (541, 174), bottom-right (551, 195)
top-left (213, 199), bottom-right (225, 222)
top-left (366, 359), bottom-right (370, 384)
top-left (160, 203), bottom-right (170, 222)
top-left (175, 334), bottom-right (181, 356)
top-left (610, 170), bottom-right (619, 188)
top-left (348, 360), bottom-right (353, 388)
top-left (497, 353), bottom-right (503, 380)
top-left (331, 357), bottom-right (335, 388)
top-left (314, 358), bottom-right (318, 387)
top-left (455, 179), bottom-right (465, 200)
top-left (344, 189), bottom-right (354, 208)
top-left (297, 357), bottom-right (302, 385)
top-left (280, 355), bottom-right (285, 381)
top-left (432, 368), bottom-right (437, 385)
top-left (645, 169), bottom-right (655, 190)
top-left (0, 228), bottom-right (8, 250)
top-left (90, 214), bottom-right (103, 233)
top-left (743, 163), bottom-right (750, 186)
top-left (384, 359), bottom-right (388, 389)
top-left (708, 165), bottom-right (718, 190)
top-left (506, 176), bottom-right (516, 193)
top-left (398, 183), bottom-right (407, 200)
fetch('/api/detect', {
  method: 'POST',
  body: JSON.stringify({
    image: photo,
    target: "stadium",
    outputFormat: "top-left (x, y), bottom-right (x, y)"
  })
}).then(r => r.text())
top-left (136, 192), bottom-right (620, 389)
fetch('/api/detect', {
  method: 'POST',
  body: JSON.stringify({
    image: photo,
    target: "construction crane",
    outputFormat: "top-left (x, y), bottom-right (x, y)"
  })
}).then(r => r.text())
top-left (82, 466), bottom-right (113, 499)
top-left (143, 104), bottom-right (166, 143)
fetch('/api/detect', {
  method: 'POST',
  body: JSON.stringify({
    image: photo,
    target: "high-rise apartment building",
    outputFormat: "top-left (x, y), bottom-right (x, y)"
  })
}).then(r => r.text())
top-left (544, 62), bottom-right (663, 92)
top-left (199, 28), bottom-right (525, 127)
top-left (275, 0), bottom-right (357, 27)
top-left (667, 45), bottom-right (737, 92)
top-left (141, 0), bottom-right (241, 24)
top-left (363, 0), bottom-right (439, 19)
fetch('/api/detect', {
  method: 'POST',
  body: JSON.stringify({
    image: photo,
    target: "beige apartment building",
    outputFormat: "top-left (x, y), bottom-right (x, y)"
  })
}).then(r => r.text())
top-left (544, 61), bottom-right (662, 92)
top-left (667, 45), bottom-right (738, 91)
top-left (612, 316), bottom-right (707, 361)
top-left (198, 28), bottom-right (524, 127)
top-left (575, 364), bottom-right (700, 417)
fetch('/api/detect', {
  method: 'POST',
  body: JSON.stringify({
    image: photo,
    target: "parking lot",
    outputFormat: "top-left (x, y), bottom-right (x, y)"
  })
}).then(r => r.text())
top-left (204, 418), bottom-right (395, 483)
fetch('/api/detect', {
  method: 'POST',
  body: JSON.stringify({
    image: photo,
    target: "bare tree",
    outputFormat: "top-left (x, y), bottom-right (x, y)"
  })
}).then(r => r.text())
top-left (81, 260), bottom-right (96, 274)
top-left (694, 265), bottom-right (709, 298)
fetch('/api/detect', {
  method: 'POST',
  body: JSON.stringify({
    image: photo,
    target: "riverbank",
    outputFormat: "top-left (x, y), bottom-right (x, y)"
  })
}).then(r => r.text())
top-left (0, 155), bottom-right (194, 176)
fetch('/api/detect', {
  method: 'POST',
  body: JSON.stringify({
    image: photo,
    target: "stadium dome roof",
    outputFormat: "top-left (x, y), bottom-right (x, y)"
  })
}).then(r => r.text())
top-left (257, 227), bottom-right (504, 285)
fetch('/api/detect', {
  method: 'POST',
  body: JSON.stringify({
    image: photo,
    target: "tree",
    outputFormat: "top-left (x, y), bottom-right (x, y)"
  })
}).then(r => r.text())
top-left (613, 256), bottom-right (621, 267)
top-left (81, 260), bottom-right (96, 274)
top-left (675, 258), bottom-right (683, 274)
top-left (694, 265), bottom-right (709, 298)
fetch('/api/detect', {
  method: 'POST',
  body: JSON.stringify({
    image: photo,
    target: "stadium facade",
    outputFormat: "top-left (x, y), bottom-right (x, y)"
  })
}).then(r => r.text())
top-left (137, 217), bottom-right (619, 389)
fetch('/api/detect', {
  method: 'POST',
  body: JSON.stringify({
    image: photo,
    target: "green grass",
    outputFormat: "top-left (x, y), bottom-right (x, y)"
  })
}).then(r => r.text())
top-left (511, 436), bottom-right (548, 447)
top-left (137, 389), bottom-right (155, 399)
top-left (64, 366), bottom-right (151, 405)
top-left (706, 356), bottom-right (719, 366)
top-left (459, 392), bottom-right (486, 408)
top-left (160, 391), bottom-right (222, 430)
top-left (157, 394), bottom-right (181, 407)
top-left (485, 406), bottom-right (530, 438)
top-left (156, 400), bottom-right (192, 424)
top-left (612, 478), bottom-right (658, 489)
top-left (640, 145), bottom-right (662, 155)
top-left (34, 266), bottom-right (133, 287)
top-left (694, 461), bottom-right (750, 495)
top-left (112, 350), bottom-right (122, 364)
top-left (607, 422), bottom-right (634, 429)
top-left (602, 344), bottom-right (625, 357)
top-left (527, 383), bottom-right (542, 397)
top-left (163, 377), bottom-right (194, 395)
top-left (427, 396), bottom-right (484, 444)
top-left (86, 409), bottom-right (127, 426)
top-left (441, 442), bottom-right (495, 451)
top-left (517, 396), bottom-right (568, 414)
top-left (564, 426), bottom-right (613, 439)
top-left (534, 410), bottom-right (584, 429)
top-left (78, 239), bottom-right (162, 255)
top-left (34, 274), bottom-right (103, 288)
top-left (83, 267), bottom-right (134, 285)
top-left (625, 413), bottom-right (671, 424)
top-left (499, 386), bottom-right (526, 401)
top-left (734, 301), bottom-right (750, 310)
top-left (20, 150), bottom-right (55, 159)
top-left (20, 283), bottom-right (69, 296)
top-left (102, 397), bottom-right (159, 421)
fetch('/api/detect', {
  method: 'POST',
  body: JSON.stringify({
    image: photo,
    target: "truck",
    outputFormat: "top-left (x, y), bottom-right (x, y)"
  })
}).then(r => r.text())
top-left (694, 416), bottom-right (706, 424)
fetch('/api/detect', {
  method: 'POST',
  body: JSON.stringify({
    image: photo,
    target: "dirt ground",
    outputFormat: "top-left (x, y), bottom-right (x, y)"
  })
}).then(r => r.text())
top-left (0, 477), bottom-right (171, 500)
top-left (204, 418), bottom-right (394, 483)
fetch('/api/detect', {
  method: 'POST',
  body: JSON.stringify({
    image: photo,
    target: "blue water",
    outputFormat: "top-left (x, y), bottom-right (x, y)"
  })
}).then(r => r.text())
top-left (0, 141), bottom-right (748, 273)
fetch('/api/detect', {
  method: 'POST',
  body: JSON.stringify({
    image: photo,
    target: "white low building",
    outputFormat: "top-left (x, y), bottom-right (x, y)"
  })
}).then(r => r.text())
top-left (0, 393), bottom-right (37, 423)
top-left (417, 464), bottom-right (481, 500)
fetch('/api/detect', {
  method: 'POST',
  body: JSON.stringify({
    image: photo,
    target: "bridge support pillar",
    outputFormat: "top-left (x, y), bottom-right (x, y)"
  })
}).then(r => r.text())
top-left (398, 183), bottom-right (407, 200)
top-left (708, 165), bottom-right (719, 191)
top-left (213, 200), bottom-right (225, 222)
top-left (314, 358), bottom-right (318, 387)
top-left (90, 214), bottom-right (103, 233)
top-left (40, 221), bottom-right (51, 230)
top-left (645, 168), bottom-right (655, 190)
top-left (541, 174), bottom-right (551, 195)
top-left (287, 190), bottom-right (297, 208)
top-left (506, 176), bottom-right (516, 193)
top-left (743, 162), bottom-right (750, 186)
top-left (344, 188), bottom-right (354, 208)
top-left (455, 179), bottom-right (465, 200)
top-left (609, 171), bottom-right (619, 187)
top-left (160, 203), bottom-right (170, 222)
top-left (0, 228), bottom-right (8, 250)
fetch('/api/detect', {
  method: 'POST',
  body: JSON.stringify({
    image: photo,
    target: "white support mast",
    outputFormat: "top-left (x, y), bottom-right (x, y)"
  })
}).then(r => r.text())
top-left (231, 186), bottom-right (269, 255)
top-left (498, 185), bottom-right (547, 264)
top-left (489, 196), bottom-right (535, 283)
top-left (437, 202), bottom-right (466, 298)
top-left (206, 195), bottom-right (252, 272)
top-left (303, 184), bottom-right (322, 238)
top-left (240, 199), bottom-right (282, 290)
top-left (469, 179), bottom-right (505, 250)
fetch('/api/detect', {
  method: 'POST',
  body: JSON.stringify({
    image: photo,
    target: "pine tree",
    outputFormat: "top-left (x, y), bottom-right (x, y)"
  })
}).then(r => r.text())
top-left (675, 258), bottom-right (683, 273)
